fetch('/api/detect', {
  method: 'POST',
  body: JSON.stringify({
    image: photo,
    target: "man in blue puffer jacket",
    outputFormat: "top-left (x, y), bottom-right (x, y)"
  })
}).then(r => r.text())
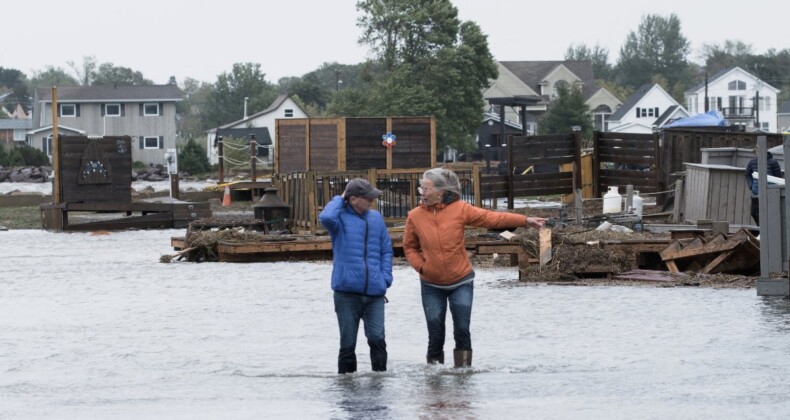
top-left (319, 178), bottom-right (393, 374)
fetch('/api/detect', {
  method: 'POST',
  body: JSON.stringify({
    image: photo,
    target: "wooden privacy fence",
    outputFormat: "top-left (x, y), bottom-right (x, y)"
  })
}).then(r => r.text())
top-left (592, 131), bottom-right (660, 198)
top-left (273, 166), bottom-right (481, 233)
top-left (660, 128), bottom-right (783, 194)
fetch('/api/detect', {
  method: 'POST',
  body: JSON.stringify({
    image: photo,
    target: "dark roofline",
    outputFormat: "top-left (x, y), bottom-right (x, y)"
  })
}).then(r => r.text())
top-left (608, 84), bottom-right (654, 121)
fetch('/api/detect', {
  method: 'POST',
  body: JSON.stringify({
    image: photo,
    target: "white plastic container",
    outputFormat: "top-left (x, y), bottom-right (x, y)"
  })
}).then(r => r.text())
top-left (632, 191), bottom-right (644, 219)
top-left (603, 186), bottom-right (621, 214)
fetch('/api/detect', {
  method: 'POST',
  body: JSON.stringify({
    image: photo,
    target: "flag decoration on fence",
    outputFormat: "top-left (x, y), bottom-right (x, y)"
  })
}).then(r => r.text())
top-left (381, 132), bottom-right (396, 148)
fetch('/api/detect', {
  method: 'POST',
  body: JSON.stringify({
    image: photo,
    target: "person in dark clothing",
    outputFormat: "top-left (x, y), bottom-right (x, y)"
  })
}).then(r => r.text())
top-left (319, 178), bottom-right (393, 374)
top-left (745, 151), bottom-right (783, 225)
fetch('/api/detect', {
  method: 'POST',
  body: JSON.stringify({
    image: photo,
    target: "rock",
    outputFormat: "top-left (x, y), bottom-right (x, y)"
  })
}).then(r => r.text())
top-left (147, 174), bottom-right (165, 182)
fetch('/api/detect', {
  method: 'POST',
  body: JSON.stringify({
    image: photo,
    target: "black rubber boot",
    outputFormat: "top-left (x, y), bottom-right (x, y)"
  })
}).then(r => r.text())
top-left (426, 351), bottom-right (444, 365)
top-left (338, 347), bottom-right (357, 374)
top-left (453, 349), bottom-right (472, 368)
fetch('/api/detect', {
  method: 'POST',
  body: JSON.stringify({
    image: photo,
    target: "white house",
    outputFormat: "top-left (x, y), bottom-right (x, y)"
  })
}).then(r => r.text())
top-left (607, 84), bottom-right (689, 134)
top-left (206, 95), bottom-right (307, 165)
top-left (685, 67), bottom-right (780, 132)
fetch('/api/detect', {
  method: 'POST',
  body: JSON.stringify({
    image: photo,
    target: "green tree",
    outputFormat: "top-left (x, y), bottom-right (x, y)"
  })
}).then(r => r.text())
top-left (177, 77), bottom-right (215, 140)
top-left (538, 85), bottom-right (592, 137)
top-left (205, 63), bottom-right (278, 127)
top-left (29, 66), bottom-right (79, 89)
top-left (615, 14), bottom-right (690, 91)
top-left (8, 144), bottom-right (50, 166)
top-left (354, 0), bottom-right (497, 152)
top-left (0, 67), bottom-right (30, 113)
top-left (565, 43), bottom-right (612, 80)
top-left (177, 139), bottom-right (211, 175)
top-left (699, 40), bottom-right (754, 74)
top-left (0, 144), bottom-right (9, 166)
top-left (92, 63), bottom-right (153, 85)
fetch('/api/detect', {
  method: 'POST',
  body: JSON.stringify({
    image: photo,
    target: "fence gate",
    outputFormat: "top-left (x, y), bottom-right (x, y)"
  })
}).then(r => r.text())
top-left (592, 131), bottom-right (660, 199)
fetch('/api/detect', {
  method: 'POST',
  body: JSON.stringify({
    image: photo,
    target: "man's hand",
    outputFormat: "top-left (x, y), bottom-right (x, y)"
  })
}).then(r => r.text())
top-left (526, 216), bottom-right (547, 228)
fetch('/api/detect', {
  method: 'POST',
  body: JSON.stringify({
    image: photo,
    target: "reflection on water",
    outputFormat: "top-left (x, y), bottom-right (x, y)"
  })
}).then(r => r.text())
top-left (4, 230), bottom-right (790, 418)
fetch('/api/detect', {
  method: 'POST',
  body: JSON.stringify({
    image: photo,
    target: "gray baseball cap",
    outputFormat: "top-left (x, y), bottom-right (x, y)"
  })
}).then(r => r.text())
top-left (344, 178), bottom-right (382, 199)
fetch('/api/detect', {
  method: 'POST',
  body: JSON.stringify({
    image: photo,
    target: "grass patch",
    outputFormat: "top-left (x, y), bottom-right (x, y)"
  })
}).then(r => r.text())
top-left (0, 205), bottom-right (41, 229)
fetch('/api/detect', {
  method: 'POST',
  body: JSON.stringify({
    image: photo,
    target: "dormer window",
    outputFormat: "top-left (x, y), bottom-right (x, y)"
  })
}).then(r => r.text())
top-left (728, 80), bottom-right (746, 90)
top-left (284, 109), bottom-right (294, 117)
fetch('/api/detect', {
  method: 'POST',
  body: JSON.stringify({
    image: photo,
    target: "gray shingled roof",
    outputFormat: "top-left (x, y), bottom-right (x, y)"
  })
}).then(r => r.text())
top-left (609, 84), bottom-right (654, 121)
top-left (0, 119), bottom-right (32, 130)
top-left (654, 105), bottom-right (679, 126)
top-left (216, 127), bottom-right (272, 145)
top-left (35, 85), bottom-right (182, 102)
top-left (779, 99), bottom-right (790, 114)
top-left (218, 95), bottom-right (291, 129)
top-left (499, 61), bottom-right (598, 101)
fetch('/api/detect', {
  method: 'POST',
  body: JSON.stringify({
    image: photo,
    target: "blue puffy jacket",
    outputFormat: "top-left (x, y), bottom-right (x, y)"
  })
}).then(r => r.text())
top-left (319, 196), bottom-right (393, 296)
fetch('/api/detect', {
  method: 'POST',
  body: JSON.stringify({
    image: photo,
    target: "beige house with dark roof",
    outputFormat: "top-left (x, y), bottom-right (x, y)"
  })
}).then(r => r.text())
top-left (31, 85), bottom-right (182, 165)
top-left (483, 61), bottom-right (621, 134)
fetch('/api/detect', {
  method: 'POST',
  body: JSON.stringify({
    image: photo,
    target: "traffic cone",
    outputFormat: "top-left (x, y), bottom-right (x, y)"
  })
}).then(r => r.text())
top-left (222, 186), bottom-right (231, 207)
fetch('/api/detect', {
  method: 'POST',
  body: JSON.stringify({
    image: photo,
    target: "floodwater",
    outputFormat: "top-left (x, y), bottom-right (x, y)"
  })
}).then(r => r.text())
top-left (2, 229), bottom-right (790, 419)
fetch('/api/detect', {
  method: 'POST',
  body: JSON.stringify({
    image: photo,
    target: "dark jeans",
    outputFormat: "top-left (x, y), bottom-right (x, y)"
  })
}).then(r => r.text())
top-left (751, 197), bottom-right (760, 226)
top-left (420, 281), bottom-right (474, 362)
top-left (333, 291), bottom-right (387, 374)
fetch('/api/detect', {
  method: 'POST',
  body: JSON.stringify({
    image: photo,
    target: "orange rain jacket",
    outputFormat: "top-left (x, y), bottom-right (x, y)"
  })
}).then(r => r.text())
top-left (403, 200), bottom-right (528, 286)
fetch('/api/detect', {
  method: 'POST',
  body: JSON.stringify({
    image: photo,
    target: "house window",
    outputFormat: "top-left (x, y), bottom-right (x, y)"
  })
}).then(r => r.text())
top-left (728, 80), bottom-right (746, 90)
top-left (284, 109), bottom-right (294, 117)
top-left (760, 122), bottom-right (769, 131)
top-left (60, 104), bottom-right (76, 117)
top-left (143, 136), bottom-right (160, 149)
top-left (105, 103), bottom-right (121, 116)
top-left (143, 103), bottom-right (160, 116)
top-left (44, 135), bottom-right (53, 156)
top-left (13, 129), bottom-right (25, 141)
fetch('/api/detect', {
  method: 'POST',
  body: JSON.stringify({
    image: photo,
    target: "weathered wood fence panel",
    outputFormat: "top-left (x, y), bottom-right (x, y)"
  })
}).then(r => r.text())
top-left (592, 131), bottom-right (659, 198)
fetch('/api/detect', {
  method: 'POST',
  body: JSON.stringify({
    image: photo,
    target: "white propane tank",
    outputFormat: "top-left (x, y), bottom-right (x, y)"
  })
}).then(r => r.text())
top-left (632, 190), bottom-right (644, 219)
top-left (603, 186), bottom-right (621, 214)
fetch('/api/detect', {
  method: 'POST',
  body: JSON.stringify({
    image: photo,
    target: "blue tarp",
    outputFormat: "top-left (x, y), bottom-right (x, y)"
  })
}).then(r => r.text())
top-left (664, 110), bottom-right (727, 128)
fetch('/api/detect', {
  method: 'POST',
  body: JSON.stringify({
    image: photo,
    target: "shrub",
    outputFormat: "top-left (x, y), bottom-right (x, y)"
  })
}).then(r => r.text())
top-left (178, 139), bottom-right (211, 175)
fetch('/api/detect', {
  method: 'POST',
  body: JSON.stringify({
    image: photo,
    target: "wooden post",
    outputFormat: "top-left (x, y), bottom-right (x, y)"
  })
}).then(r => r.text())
top-left (625, 184), bottom-right (634, 213)
top-left (250, 137), bottom-right (257, 186)
top-left (592, 130), bottom-right (601, 198)
top-left (51, 87), bottom-right (61, 204)
top-left (367, 168), bottom-right (377, 210)
top-left (217, 134), bottom-right (225, 184)
top-left (539, 228), bottom-right (552, 266)
top-left (308, 171), bottom-right (317, 235)
top-left (338, 118), bottom-right (347, 171)
top-left (574, 190), bottom-right (583, 224)
top-left (653, 128), bottom-right (663, 206)
top-left (170, 173), bottom-right (180, 200)
top-left (757, 135), bottom-right (768, 278)
top-left (507, 134), bottom-right (514, 209)
top-left (430, 117), bottom-right (437, 168)
top-left (305, 119), bottom-right (311, 171)
top-left (473, 163), bottom-right (481, 208)
top-left (386, 118), bottom-right (392, 170)
top-left (672, 179), bottom-right (684, 223)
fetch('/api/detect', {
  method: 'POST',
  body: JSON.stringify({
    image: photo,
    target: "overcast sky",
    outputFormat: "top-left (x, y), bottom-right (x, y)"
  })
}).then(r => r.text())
top-left (4, 0), bottom-right (787, 86)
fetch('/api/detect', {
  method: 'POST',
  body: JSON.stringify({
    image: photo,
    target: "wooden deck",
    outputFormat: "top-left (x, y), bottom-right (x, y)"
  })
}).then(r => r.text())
top-left (41, 201), bottom-right (211, 231)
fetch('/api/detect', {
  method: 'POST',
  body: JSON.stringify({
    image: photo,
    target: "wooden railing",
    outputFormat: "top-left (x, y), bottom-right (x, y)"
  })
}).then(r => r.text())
top-left (273, 165), bottom-right (481, 233)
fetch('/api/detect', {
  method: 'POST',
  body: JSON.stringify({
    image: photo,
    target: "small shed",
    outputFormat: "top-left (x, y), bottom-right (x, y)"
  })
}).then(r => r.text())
top-left (683, 163), bottom-right (752, 225)
top-left (58, 135), bottom-right (133, 204)
top-left (700, 147), bottom-right (754, 168)
top-left (275, 117), bottom-right (436, 173)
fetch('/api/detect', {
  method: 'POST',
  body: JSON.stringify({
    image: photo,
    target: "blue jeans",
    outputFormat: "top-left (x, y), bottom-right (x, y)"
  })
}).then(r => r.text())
top-left (333, 291), bottom-right (387, 374)
top-left (420, 281), bottom-right (474, 362)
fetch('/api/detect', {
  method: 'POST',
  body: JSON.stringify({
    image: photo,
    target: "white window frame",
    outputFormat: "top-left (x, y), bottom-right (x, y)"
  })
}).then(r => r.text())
top-left (143, 136), bottom-right (160, 149)
top-left (143, 103), bottom-right (160, 116)
top-left (60, 104), bottom-right (76, 117)
top-left (105, 103), bottom-right (121, 117)
top-left (13, 129), bottom-right (25, 141)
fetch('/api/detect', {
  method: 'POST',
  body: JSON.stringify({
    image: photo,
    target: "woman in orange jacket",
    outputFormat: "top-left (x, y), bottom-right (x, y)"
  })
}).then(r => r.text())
top-left (403, 168), bottom-right (546, 367)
